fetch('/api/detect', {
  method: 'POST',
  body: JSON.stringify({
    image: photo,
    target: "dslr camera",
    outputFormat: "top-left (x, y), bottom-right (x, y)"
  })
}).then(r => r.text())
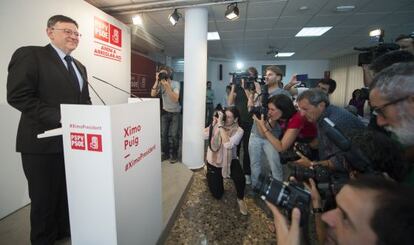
top-left (254, 174), bottom-right (310, 226)
top-left (158, 72), bottom-right (170, 81)
top-left (213, 105), bottom-right (226, 122)
top-left (250, 84), bottom-right (269, 120)
top-left (290, 164), bottom-right (349, 198)
top-left (280, 142), bottom-right (313, 164)
top-left (290, 165), bottom-right (331, 184)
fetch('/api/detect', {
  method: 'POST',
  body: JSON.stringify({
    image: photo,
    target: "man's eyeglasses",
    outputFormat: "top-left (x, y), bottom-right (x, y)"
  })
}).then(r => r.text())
top-left (52, 28), bottom-right (82, 37)
top-left (372, 96), bottom-right (410, 117)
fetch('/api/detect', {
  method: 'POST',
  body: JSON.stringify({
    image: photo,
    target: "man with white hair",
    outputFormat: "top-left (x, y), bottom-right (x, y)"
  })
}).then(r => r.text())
top-left (369, 62), bottom-right (414, 146)
top-left (369, 62), bottom-right (414, 184)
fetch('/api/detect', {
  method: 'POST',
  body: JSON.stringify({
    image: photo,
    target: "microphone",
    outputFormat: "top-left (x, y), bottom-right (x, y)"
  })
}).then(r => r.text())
top-left (322, 118), bottom-right (374, 173)
top-left (322, 118), bottom-right (351, 151)
top-left (92, 76), bottom-right (143, 101)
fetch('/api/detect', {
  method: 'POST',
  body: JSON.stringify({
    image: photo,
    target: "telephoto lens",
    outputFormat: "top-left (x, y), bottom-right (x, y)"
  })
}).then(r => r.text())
top-left (253, 174), bottom-right (311, 226)
top-left (292, 165), bottom-right (331, 184)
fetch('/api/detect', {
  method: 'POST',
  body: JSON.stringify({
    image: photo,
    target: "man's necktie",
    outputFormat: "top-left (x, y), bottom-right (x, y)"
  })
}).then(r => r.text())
top-left (64, 55), bottom-right (81, 91)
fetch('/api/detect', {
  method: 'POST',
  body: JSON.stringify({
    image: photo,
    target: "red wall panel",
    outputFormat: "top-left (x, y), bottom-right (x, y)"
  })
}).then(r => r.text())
top-left (131, 52), bottom-right (156, 98)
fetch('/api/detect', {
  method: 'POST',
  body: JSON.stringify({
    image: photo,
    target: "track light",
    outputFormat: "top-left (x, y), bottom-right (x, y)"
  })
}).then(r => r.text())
top-left (225, 3), bottom-right (239, 20)
top-left (169, 9), bottom-right (180, 26)
top-left (132, 15), bottom-right (143, 26)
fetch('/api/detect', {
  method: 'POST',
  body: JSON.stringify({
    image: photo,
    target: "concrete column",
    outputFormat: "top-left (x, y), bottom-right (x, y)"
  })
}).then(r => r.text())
top-left (182, 7), bottom-right (208, 169)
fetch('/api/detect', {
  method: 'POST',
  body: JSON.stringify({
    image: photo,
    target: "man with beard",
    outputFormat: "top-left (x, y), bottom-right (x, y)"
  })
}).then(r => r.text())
top-left (369, 62), bottom-right (414, 184)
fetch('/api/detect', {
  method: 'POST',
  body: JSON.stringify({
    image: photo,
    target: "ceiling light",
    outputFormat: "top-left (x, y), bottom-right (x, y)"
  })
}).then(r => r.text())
top-left (335, 5), bottom-right (355, 12)
top-left (295, 27), bottom-right (332, 37)
top-left (236, 62), bottom-right (243, 69)
top-left (275, 52), bottom-right (295, 57)
top-left (169, 9), bottom-right (180, 26)
top-left (225, 3), bottom-right (239, 20)
top-left (369, 29), bottom-right (383, 37)
top-left (132, 15), bottom-right (143, 26)
top-left (207, 32), bottom-right (220, 40)
top-left (369, 28), bottom-right (384, 42)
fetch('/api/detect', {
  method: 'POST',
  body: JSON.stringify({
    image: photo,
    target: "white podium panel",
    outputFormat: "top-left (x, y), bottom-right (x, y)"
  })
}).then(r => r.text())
top-left (61, 100), bottom-right (161, 245)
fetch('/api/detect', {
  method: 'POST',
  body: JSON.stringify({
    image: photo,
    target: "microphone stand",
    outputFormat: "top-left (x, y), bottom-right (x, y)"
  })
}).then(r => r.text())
top-left (87, 81), bottom-right (106, 105)
top-left (92, 76), bottom-right (143, 102)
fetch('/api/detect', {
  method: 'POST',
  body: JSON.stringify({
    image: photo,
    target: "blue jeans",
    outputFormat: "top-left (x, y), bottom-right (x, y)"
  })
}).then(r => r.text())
top-left (248, 133), bottom-right (283, 187)
top-left (161, 111), bottom-right (180, 157)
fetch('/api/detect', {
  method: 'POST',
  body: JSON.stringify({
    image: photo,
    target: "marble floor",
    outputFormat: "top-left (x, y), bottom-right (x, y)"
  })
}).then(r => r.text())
top-left (164, 168), bottom-right (278, 244)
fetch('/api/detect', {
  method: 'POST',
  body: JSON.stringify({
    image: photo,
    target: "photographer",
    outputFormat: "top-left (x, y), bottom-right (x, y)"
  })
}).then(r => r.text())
top-left (295, 89), bottom-right (365, 171)
top-left (228, 67), bottom-right (258, 184)
top-left (253, 94), bottom-right (317, 157)
top-left (151, 65), bottom-right (181, 163)
top-left (396, 34), bottom-right (414, 54)
top-left (348, 89), bottom-right (366, 117)
top-left (369, 62), bottom-right (414, 184)
top-left (248, 65), bottom-right (292, 186)
top-left (284, 77), bottom-right (337, 98)
top-left (204, 107), bottom-right (248, 215)
top-left (266, 176), bottom-right (414, 245)
top-left (284, 125), bottom-right (409, 244)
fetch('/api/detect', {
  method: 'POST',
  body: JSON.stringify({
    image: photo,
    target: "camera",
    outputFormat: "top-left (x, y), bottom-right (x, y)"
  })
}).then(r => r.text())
top-left (354, 30), bottom-right (399, 66)
top-left (250, 106), bottom-right (268, 121)
top-left (290, 165), bottom-right (349, 200)
top-left (250, 84), bottom-right (269, 120)
top-left (213, 105), bottom-right (226, 122)
top-left (291, 165), bottom-right (331, 184)
top-left (158, 72), bottom-right (169, 81)
top-left (280, 142), bottom-right (313, 164)
top-left (229, 72), bottom-right (256, 90)
top-left (253, 174), bottom-right (310, 226)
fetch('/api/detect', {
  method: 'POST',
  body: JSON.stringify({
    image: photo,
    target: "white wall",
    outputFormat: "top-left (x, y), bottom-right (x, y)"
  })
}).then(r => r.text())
top-left (0, 0), bottom-right (131, 218)
top-left (207, 58), bottom-right (329, 107)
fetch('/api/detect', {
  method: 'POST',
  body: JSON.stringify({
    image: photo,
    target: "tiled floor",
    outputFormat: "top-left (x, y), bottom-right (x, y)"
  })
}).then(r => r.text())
top-left (0, 161), bottom-right (281, 245)
top-left (164, 168), bottom-right (278, 244)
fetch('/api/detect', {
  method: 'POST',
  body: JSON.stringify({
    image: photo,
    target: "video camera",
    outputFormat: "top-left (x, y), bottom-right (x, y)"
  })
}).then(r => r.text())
top-left (253, 174), bottom-right (310, 226)
top-left (229, 72), bottom-right (257, 90)
top-left (354, 29), bottom-right (399, 66)
top-left (250, 84), bottom-right (269, 120)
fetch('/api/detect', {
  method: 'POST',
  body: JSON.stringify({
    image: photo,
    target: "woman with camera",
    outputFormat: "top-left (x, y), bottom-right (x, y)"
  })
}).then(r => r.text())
top-left (204, 107), bottom-right (248, 215)
top-left (254, 94), bottom-right (317, 160)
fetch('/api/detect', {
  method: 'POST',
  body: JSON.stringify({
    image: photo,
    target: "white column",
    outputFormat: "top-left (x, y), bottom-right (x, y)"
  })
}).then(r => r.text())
top-left (182, 7), bottom-right (208, 169)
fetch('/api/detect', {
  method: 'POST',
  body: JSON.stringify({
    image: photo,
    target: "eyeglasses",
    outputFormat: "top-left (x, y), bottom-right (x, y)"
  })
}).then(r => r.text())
top-left (372, 96), bottom-right (410, 117)
top-left (52, 28), bottom-right (82, 37)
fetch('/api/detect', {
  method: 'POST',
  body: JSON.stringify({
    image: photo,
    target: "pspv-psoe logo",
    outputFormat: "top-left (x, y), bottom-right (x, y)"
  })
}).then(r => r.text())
top-left (87, 134), bottom-right (103, 152)
top-left (71, 133), bottom-right (85, 150)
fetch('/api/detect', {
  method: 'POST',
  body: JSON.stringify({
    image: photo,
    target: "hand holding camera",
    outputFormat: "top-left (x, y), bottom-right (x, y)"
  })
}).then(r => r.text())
top-left (265, 201), bottom-right (302, 245)
top-left (252, 113), bottom-right (268, 132)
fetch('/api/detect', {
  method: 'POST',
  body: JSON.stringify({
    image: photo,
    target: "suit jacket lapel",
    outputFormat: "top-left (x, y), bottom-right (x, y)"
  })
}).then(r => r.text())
top-left (73, 59), bottom-right (88, 92)
top-left (44, 44), bottom-right (81, 93)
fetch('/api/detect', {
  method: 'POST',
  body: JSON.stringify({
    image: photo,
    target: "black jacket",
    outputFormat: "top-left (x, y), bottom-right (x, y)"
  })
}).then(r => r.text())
top-left (7, 44), bottom-right (91, 153)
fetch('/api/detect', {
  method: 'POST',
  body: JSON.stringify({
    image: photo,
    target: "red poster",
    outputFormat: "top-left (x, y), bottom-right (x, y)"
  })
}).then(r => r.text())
top-left (94, 17), bottom-right (109, 43)
top-left (110, 24), bottom-right (122, 47)
top-left (87, 134), bottom-right (103, 152)
top-left (71, 133), bottom-right (86, 150)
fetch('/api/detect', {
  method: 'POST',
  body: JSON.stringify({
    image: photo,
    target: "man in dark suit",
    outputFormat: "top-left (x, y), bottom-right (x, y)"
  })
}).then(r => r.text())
top-left (7, 15), bottom-right (91, 245)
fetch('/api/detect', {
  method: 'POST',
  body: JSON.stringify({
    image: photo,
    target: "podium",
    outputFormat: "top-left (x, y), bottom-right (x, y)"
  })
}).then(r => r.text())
top-left (60, 99), bottom-right (162, 244)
